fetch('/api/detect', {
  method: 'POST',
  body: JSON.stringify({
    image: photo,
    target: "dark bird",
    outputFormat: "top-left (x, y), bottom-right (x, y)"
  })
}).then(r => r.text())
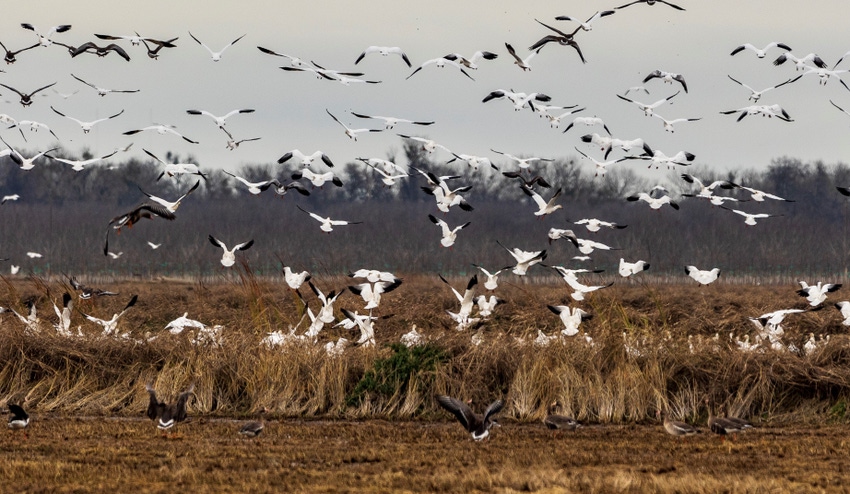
top-left (436, 395), bottom-right (504, 441)
top-left (146, 384), bottom-right (194, 436)
top-left (67, 275), bottom-right (119, 299)
top-left (544, 402), bottom-right (580, 432)
top-left (0, 82), bottom-right (56, 107)
top-left (528, 19), bottom-right (586, 63)
top-left (502, 171), bottom-right (551, 188)
top-left (616, 0), bottom-right (685, 10)
top-left (104, 204), bottom-right (176, 256)
top-left (71, 42), bottom-right (131, 61)
top-left (239, 421), bottom-right (264, 438)
top-left (7, 404), bottom-right (30, 432)
top-left (140, 36), bottom-right (179, 59)
top-left (0, 40), bottom-right (39, 64)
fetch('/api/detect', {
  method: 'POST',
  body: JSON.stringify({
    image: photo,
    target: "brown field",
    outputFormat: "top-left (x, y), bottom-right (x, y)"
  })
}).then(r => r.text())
top-left (3, 417), bottom-right (850, 493)
top-left (2, 275), bottom-right (850, 491)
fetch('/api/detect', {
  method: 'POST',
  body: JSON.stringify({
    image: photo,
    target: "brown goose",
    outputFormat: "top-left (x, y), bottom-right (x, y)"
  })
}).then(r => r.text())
top-left (146, 384), bottom-right (194, 436)
top-left (239, 421), bottom-right (264, 438)
top-left (706, 399), bottom-right (753, 441)
top-left (657, 409), bottom-right (698, 439)
top-left (543, 402), bottom-right (580, 432)
top-left (436, 395), bottom-right (503, 441)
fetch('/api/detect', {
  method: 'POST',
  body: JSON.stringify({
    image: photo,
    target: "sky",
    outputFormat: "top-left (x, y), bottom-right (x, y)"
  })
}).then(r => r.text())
top-left (2, 0), bottom-right (850, 181)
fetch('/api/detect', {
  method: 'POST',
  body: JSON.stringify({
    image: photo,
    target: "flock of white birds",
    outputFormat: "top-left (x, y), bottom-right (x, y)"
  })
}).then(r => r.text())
top-left (1, 1), bottom-right (850, 368)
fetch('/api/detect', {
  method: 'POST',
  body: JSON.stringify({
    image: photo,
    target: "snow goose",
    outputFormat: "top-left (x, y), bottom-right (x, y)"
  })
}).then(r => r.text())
top-left (350, 112), bottom-right (433, 129)
top-left (47, 151), bottom-right (117, 172)
top-left (12, 120), bottom-right (60, 141)
top-left (797, 281), bottom-right (841, 307)
top-left (498, 241), bottom-right (547, 276)
top-left (657, 410), bottom-right (697, 438)
top-left (472, 264), bottom-right (503, 291)
top-left (447, 152), bottom-right (494, 172)
top-left (0, 138), bottom-right (57, 170)
top-left (278, 149), bottom-right (334, 168)
top-left (297, 205), bottom-right (361, 233)
top-left (208, 235), bottom-right (253, 267)
top-left (0, 40), bottom-right (39, 64)
top-left (147, 242), bottom-right (161, 249)
top-left (576, 238), bottom-right (617, 255)
top-left (144, 149), bottom-right (207, 181)
top-left (547, 305), bottom-right (592, 336)
top-left (643, 70), bottom-right (688, 92)
top-left (2, 194), bottom-right (20, 205)
top-left (798, 66), bottom-right (850, 89)
top-left (443, 50), bottom-right (498, 69)
top-left (138, 180), bottom-right (201, 214)
top-left (544, 402), bottom-right (580, 431)
top-left (490, 149), bottom-right (554, 169)
top-left (309, 281), bottom-right (346, 324)
top-left (257, 46), bottom-right (307, 67)
top-left (685, 266), bottom-right (720, 285)
top-left (50, 106), bottom-right (123, 134)
top-left (186, 108), bottom-right (254, 133)
top-left (189, 32), bottom-right (245, 62)
top-left (70, 42), bottom-right (130, 61)
top-left (564, 275), bottom-right (613, 301)
top-left (429, 214), bottom-right (470, 248)
top-left (398, 134), bottom-right (452, 155)
top-left (428, 182), bottom-right (474, 213)
top-left (773, 52), bottom-right (826, 70)
top-left (555, 10), bottom-right (615, 33)
top-left (439, 274), bottom-right (478, 318)
top-left (617, 0), bottom-right (685, 9)
top-left (123, 123), bottom-right (197, 143)
top-left (283, 266), bottom-right (311, 291)
top-left (358, 159), bottom-right (409, 186)
top-left (730, 42), bottom-right (791, 58)
top-left (639, 143), bottom-right (695, 169)
top-left (405, 57), bottom-right (474, 80)
top-left (354, 46), bottom-right (410, 67)
top-left (482, 89), bottom-right (551, 112)
top-left (291, 168), bottom-right (343, 188)
top-left (225, 137), bottom-right (261, 150)
top-left (727, 75), bottom-right (797, 103)
top-left (20, 23), bottom-right (71, 47)
top-left (51, 292), bottom-right (73, 335)
top-left (340, 308), bottom-right (377, 347)
top-left (528, 20), bottom-right (586, 63)
top-left (7, 404), bottom-right (29, 434)
top-left (0, 82), bottom-right (56, 107)
top-left (626, 192), bottom-right (680, 210)
top-left (834, 301), bottom-right (850, 325)
top-left (547, 228), bottom-right (579, 246)
top-left (326, 109), bottom-right (382, 141)
top-left (107, 251), bottom-right (123, 260)
top-left (224, 171), bottom-right (279, 194)
top-left (580, 133), bottom-right (614, 158)
top-left (719, 206), bottom-right (782, 225)
top-left (505, 42), bottom-right (540, 71)
top-left (521, 185), bottom-right (562, 217)
top-left (474, 295), bottom-right (504, 318)
top-left (350, 269), bottom-right (399, 284)
top-left (401, 325), bottom-right (425, 347)
top-left (651, 113), bottom-right (701, 133)
top-left (545, 108), bottom-right (587, 129)
top-left (146, 383), bottom-right (194, 434)
top-left (81, 294), bottom-right (138, 336)
top-left (435, 395), bottom-right (503, 441)
top-left (720, 104), bottom-right (793, 122)
top-left (348, 279), bottom-right (402, 309)
top-left (357, 157), bottom-right (407, 176)
top-left (681, 173), bottom-right (738, 198)
top-left (138, 36), bottom-right (179, 60)
top-left (616, 90), bottom-right (679, 116)
top-left (619, 258), bottom-right (649, 277)
top-left (574, 218), bottom-right (627, 233)
top-left (501, 172), bottom-right (551, 189)
top-left (574, 147), bottom-right (627, 177)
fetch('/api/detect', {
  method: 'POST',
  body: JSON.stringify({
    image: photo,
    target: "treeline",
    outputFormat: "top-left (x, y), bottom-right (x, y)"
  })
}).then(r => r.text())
top-left (1, 143), bottom-right (849, 280)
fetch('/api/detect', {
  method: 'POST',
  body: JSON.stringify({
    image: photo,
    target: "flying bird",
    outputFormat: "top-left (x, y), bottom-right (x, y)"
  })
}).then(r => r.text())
top-left (354, 46), bottom-right (411, 67)
top-left (297, 205), bottom-right (362, 233)
top-left (0, 39), bottom-right (39, 64)
top-left (719, 206), bottom-right (783, 225)
top-left (554, 10), bottom-right (616, 33)
top-left (730, 42), bottom-right (791, 58)
top-left (616, 0), bottom-right (685, 10)
top-left (146, 383), bottom-right (194, 434)
top-left (189, 32), bottom-right (246, 61)
top-left (428, 214), bottom-right (470, 248)
top-left (123, 124), bottom-right (198, 143)
top-left (685, 266), bottom-right (720, 285)
top-left (223, 171), bottom-right (279, 195)
top-left (186, 108), bottom-right (255, 132)
top-left (326, 109), bottom-right (382, 141)
top-left (350, 112), bottom-right (434, 129)
top-left (528, 19), bottom-right (586, 63)
top-left (726, 75), bottom-right (798, 102)
top-left (435, 395), bottom-right (503, 441)
top-left (51, 106), bottom-right (124, 133)
top-left (504, 42), bottom-right (540, 71)
top-left (20, 23), bottom-right (72, 47)
top-left (406, 56), bottom-right (474, 80)
top-left (208, 235), bottom-right (254, 267)
top-left (71, 74), bottom-right (139, 96)
top-left (70, 42), bottom-right (130, 61)
top-left (617, 91), bottom-right (679, 116)
top-left (0, 82), bottom-right (56, 107)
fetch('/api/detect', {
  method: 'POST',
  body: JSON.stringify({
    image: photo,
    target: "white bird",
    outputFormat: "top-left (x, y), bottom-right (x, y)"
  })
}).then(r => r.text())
top-left (358, 159), bottom-right (409, 186)
top-left (616, 91), bottom-right (679, 116)
top-left (444, 50), bottom-right (498, 69)
top-left (439, 274), bottom-right (478, 319)
top-left (71, 74), bottom-right (139, 97)
top-left (639, 144), bottom-right (695, 169)
top-left (144, 149), bottom-right (207, 181)
top-left (447, 152), bottom-right (493, 171)
top-left (21, 23), bottom-right (72, 47)
top-left (685, 266), bottom-right (720, 285)
top-left (623, 86), bottom-right (649, 96)
top-left (47, 151), bottom-right (116, 172)
top-left (580, 133), bottom-right (614, 158)
top-left (490, 149), bottom-right (553, 169)
top-left (576, 238), bottom-right (617, 255)
top-left (297, 206), bottom-right (361, 233)
top-left (350, 269), bottom-right (399, 284)
top-left (51, 106), bottom-right (124, 134)
top-left (186, 108), bottom-right (254, 133)
top-left (326, 109), bottom-right (382, 141)
top-left (482, 89), bottom-right (551, 112)
top-left (651, 113), bottom-right (701, 133)
top-left (498, 241), bottom-right (546, 276)
top-left (356, 157), bottom-right (406, 176)
top-left (574, 147), bottom-right (627, 177)
top-left (165, 312), bottom-right (209, 334)
top-left (738, 185), bottom-right (792, 203)
top-left (555, 10), bottom-right (616, 32)
top-left (278, 149), bottom-right (334, 168)
top-left (309, 281), bottom-right (346, 325)
top-left (626, 192), bottom-right (680, 210)
top-left (505, 42), bottom-right (539, 71)
top-left (398, 134), bottom-right (452, 155)
top-left (472, 264), bottom-right (503, 291)
top-left (545, 108), bottom-right (587, 129)
top-left (107, 251), bottom-right (123, 260)
top-left (730, 42), bottom-right (792, 58)
top-left (349, 112), bottom-right (433, 130)
top-left (11, 120), bottom-right (60, 141)
top-left (406, 56), bottom-right (474, 80)
top-left (138, 180), bottom-right (200, 214)
top-left (123, 124), bottom-right (198, 144)
top-left (564, 117), bottom-right (611, 134)
top-left (10, 265), bottom-right (20, 275)
top-left (720, 206), bottom-right (782, 225)
top-left (720, 104), bottom-right (793, 122)
top-left (189, 32), bottom-right (245, 61)
top-left (521, 185), bottom-right (563, 217)
top-left (547, 305), bottom-right (592, 336)
top-left (354, 45), bottom-right (411, 67)
top-left (797, 281), bottom-right (841, 307)
top-left (348, 279), bottom-right (402, 309)
top-left (208, 235), bottom-right (254, 267)
top-left (773, 52), bottom-right (826, 71)
top-left (223, 171), bottom-right (279, 195)
top-left (257, 46), bottom-right (308, 66)
top-left (799, 66), bottom-right (849, 89)
top-left (834, 301), bottom-right (850, 326)
top-left (428, 214), bottom-right (470, 248)
top-left (51, 292), bottom-right (73, 335)
top-left (401, 325), bottom-right (425, 347)
top-left (26, 252), bottom-right (42, 258)
top-left (80, 295), bottom-right (137, 336)
top-left (0, 140), bottom-right (58, 171)
top-left (563, 275), bottom-right (613, 301)
top-left (727, 75), bottom-right (797, 103)
top-left (547, 228), bottom-right (579, 246)
top-left (147, 242), bottom-right (161, 249)
top-left (340, 309), bottom-right (376, 347)
top-left (642, 70), bottom-right (688, 92)
top-left (680, 173), bottom-right (738, 199)
top-left (429, 182), bottom-right (474, 213)
top-left (2, 194), bottom-right (20, 204)
top-left (283, 266), bottom-right (311, 290)
top-left (619, 258), bottom-right (650, 277)
top-left (574, 218), bottom-right (627, 233)
top-left (225, 137), bottom-right (261, 150)
top-left (474, 295), bottom-right (504, 318)
top-left (291, 168), bottom-right (343, 188)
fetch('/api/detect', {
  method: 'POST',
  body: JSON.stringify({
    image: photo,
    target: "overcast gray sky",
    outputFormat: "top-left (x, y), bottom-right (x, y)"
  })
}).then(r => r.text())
top-left (3, 0), bottom-right (850, 180)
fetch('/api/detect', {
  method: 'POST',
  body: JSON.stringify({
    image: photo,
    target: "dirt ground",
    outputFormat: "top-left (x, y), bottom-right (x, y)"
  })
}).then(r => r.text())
top-left (2, 416), bottom-right (848, 493)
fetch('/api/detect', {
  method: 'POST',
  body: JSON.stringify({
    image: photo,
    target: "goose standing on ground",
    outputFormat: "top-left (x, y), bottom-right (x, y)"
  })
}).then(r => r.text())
top-left (51, 106), bottom-right (124, 134)
top-left (239, 420), bottom-right (264, 438)
top-left (7, 404), bottom-right (29, 436)
top-left (354, 46), bottom-right (411, 67)
top-left (435, 395), bottom-right (504, 441)
top-left (657, 410), bottom-right (698, 438)
top-left (208, 235), bottom-right (254, 267)
top-left (326, 109), bottom-right (382, 141)
top-left (72, 74), bottom-right (140, 96)
top-left (146, 383), bottom-right (194, 436)
top-left (706, 399), bottom-right (752, 441)
top-left (0, 82), bottom-right (56, 107)
top-left (686, 266), bottom-right (720, 285)
top-left (544, 402), bottom-right (580, 432)
top-left (189, 32), bottom-right (245, 61)
top-left (297, 205), bottom-right (362, 233)
top-left (730, 42), bottom-right (791, 58)
top-left (20, 23), bottom-right (72, 47)
top-left (428, 214), bottom-right (470, 248)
